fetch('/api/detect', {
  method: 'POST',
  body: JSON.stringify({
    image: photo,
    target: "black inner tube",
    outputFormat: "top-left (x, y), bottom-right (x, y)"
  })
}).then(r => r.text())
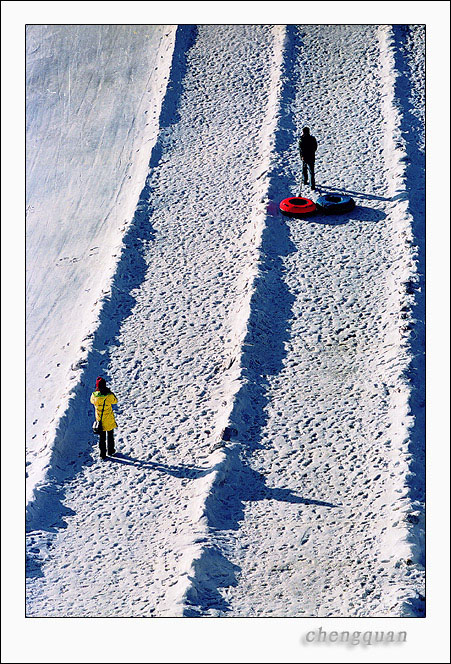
top-left (288, 198), bottom-right (309, 206)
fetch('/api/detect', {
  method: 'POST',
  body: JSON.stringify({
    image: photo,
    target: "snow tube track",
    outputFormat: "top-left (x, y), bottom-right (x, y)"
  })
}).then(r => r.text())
top-left (26, 25), bottom-right (424, 618)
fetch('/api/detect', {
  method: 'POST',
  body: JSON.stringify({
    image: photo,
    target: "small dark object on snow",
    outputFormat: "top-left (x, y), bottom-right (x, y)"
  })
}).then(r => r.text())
top-left (221, 426), bottom-right (238, 442)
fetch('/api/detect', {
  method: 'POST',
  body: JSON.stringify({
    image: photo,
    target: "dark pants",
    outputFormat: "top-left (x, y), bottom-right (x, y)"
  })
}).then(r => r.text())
top-left (302, 159), bottom-right (315, 188)
top-left (99, 430), bottom-right (115, 458)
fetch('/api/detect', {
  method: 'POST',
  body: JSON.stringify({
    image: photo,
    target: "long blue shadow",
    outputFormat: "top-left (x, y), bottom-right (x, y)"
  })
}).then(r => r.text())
top-left (317, 184), bottom-right (392, 202)
top-left (183, 546), bottom-right (241, 617)
top-left (26, 25), bottom-right (198, 579)
top-left (108, 453), bottom-right (213, 479)
top-left (204, 445), bottom-right (339, 530)
top-left (392, 25), bottom-right (425, 616)
top-left (144, 25), bottom-right (197, 171)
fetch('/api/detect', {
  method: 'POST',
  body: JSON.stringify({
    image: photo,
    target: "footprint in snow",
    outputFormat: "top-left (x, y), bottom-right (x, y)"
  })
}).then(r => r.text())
top-left (300, 531), bottom-right (311, 545)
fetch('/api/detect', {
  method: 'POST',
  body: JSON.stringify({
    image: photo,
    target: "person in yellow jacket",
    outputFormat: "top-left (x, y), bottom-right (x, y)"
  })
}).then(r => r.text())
top-left (90, 376), bottom-right (118, 460)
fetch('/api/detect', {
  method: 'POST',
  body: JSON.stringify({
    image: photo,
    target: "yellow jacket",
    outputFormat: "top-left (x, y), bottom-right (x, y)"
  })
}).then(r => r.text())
top-left (90, 391), bottom-right (118, 431)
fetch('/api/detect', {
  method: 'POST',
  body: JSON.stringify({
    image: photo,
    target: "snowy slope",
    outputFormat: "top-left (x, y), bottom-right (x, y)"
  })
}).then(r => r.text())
top-left (194, 24), bottom-right (426, 618)
top-left (26, 24), bottom-right (425, 618)
top-left (26, 24), bottom-right (176, 502)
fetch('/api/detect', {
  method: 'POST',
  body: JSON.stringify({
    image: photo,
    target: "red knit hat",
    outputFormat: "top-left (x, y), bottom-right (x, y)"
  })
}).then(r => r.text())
top-left (96, 376), bottom-right (106, 391)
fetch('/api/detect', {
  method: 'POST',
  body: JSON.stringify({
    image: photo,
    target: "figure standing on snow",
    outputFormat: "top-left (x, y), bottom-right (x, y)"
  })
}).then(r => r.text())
top-left (299, 127), bottom-right (318, 190)
top-left (91, 376), bottom-right (118, 460)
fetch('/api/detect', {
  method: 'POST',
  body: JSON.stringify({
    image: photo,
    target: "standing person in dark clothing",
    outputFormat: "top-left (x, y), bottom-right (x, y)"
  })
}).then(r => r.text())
top-left (91, 376), bottom-right (118, 460)
top-left (299, 127), bottom-right (318, 190)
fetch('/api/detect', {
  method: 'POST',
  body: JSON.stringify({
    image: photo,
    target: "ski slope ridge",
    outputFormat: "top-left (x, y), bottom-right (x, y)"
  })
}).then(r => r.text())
top-left (26, 24), bottom-right (424, 617)
top-left (377, 24), bottom-right (425, 594)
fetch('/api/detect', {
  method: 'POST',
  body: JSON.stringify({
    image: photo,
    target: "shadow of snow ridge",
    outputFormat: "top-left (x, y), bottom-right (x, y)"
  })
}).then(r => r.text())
top-left (185, 445), bottom-right (338, 617)
top-left (183, 546), bottom-right (241, 616)
top-left (392, 24), bottom-right (425, 617)
top-left (204, 444), bottom-right (338, 529)
top-left (25, 25), bottom-right (198, 579)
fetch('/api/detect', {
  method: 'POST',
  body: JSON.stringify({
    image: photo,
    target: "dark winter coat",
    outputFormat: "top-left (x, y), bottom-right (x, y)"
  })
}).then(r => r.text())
top-left (299, 134), bottom-right (318, 162)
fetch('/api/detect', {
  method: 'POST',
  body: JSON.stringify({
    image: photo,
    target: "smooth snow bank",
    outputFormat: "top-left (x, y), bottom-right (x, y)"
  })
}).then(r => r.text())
top-left (26, 25), bottom-right (176, 503)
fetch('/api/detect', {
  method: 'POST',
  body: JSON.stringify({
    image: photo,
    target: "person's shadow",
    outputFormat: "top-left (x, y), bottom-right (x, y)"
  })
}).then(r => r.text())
top-left (317, 183), bottom-right (392, 202)
top-left (108, 453), bottom-right (212, 480)
top-left (109, 452), bottom-right (337, 512)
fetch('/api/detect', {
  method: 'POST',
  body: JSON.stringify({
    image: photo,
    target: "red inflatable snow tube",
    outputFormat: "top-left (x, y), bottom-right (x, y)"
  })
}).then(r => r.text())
top-left (279, 197), bottom-right (316, 217)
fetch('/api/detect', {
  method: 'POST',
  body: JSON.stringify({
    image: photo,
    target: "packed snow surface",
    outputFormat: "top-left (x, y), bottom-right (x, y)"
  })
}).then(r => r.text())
top-left (26, 24), bottom-right (425, 617)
